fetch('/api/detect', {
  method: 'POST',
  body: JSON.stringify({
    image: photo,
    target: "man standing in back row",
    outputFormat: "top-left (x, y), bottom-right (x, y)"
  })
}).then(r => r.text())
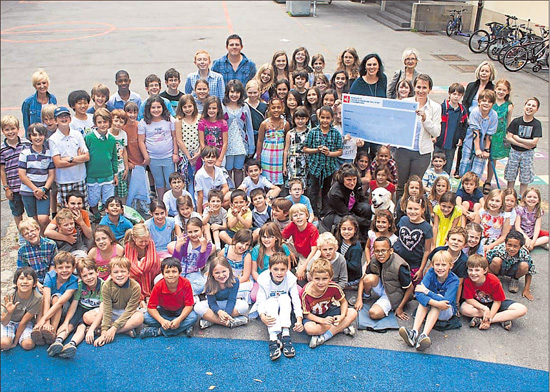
top-left (212, 34), bottom-right (257, 86)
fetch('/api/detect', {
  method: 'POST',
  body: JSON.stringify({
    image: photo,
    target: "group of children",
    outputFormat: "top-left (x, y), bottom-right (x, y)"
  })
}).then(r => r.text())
top-left (1, 48), bottom-right (547, 360)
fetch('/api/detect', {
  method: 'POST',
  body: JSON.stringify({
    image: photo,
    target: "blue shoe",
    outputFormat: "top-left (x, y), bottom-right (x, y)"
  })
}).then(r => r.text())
top-left (139, 327), bottom-right (161, 339)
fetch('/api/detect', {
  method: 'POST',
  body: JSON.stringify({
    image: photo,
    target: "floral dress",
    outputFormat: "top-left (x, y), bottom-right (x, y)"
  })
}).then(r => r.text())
top-left (285, 128), bottom-right (310, 188)
top-left (491, 101), bottom-right (511, 160)
top-left (260, 117), bottom-right (286, 185)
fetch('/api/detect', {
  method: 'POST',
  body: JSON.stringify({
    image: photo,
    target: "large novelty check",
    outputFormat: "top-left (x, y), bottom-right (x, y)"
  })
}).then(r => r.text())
top-left (342, 94), bottom-right (419, 149)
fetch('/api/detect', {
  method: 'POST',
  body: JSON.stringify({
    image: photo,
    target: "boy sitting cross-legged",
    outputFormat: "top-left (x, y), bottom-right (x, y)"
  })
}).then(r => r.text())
top-left (140, 257), bottom-right (198, 339)
top-left (302, 258), bottom-right (358, 348)
top-left (94, 256), bottom-right (144, 346)
top-left (32, 251), bottom-right (78, 346)
top-left (257, 252), bottom-right (304, 361)
top-left (460, 254), bottom-right (527, 331)
top-left (47, 258), bottom-right (104, 359)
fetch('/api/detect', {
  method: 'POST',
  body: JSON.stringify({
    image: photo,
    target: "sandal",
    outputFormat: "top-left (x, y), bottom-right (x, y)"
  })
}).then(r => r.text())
top-left (482, 182), bottom-right (492, 195)
top-left (42, 327), bottom-right (56, 345)
top-left (469, 317), bottom-right (482, 328)
top-left (501, 320), bottom-right (512, 331)
top-left (31, 329), bottom-right (45, 346)
top-left (508, 278), bottom-right (520, 293)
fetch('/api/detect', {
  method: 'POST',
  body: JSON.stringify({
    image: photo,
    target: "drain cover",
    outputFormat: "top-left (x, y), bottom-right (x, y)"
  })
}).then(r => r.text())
top-left (450, 64), bottom-right (478, 73)
top-left (432, 54), bottom-right (468, 61)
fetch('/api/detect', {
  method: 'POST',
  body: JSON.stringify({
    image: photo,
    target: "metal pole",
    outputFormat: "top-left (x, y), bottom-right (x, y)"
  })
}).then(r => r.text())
top-left (474, 0), bottom-right (484, 31)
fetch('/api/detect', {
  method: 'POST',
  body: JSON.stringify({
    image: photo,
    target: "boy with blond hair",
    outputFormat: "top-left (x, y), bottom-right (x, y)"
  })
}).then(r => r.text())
top-left (302, 258), bottom-right (357, 348)
top-left (88, 83), bottom-right (113, 114)
top-left (41, 104), bottom-right (58, 137)
top-left (185, 49), bottom-right (225, 101)
top-left (283, 203), bottom-right (319, 280)
top-left (1, 115), bottom-right (30, 231)
top-left (94, 256), bottom-right (143, 346)
top-left (307, 232), bottom-right (347, 288)
top-left (45, 208), bottom-right (88, 258)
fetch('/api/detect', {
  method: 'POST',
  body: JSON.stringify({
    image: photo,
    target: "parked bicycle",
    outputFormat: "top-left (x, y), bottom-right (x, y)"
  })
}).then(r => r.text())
top-left (469, 14), bottom-right (520, 53)
top-left (494, 24), bottom-right (547, 64)
top-left (446, 9), bottom-right (469, 37)
top-left (502, 25), bottom-right (549, 72)
top-left (487, 21), bottom-right (531, 62)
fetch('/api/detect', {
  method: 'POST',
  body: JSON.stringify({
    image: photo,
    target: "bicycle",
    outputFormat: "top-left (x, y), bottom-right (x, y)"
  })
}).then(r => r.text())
top-left (446, 9), bottom-right (469, 37)
top-left (502, 27), bottom-right (549, 72)
top-left (487, 21), bottom-right (532, 62)
top-left (495, 24), bottom-right (547, 64)
top-left (469, 14), bottom-right (518, 53)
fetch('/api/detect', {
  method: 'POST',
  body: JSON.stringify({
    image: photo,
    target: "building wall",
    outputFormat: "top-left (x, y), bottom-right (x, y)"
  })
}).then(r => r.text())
top-left (470, 1), bottom-right (549, 29)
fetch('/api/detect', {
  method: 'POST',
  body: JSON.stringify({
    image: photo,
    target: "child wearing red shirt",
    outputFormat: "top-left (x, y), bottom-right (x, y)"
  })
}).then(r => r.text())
top-left (140, 257), bottom-right (198, 338)
top-left (369, 164), bottom-right (396, 195)
top-left (282, 204), bottom-right (319, 282)
top-left (460, 254), bottom-right (527, 331)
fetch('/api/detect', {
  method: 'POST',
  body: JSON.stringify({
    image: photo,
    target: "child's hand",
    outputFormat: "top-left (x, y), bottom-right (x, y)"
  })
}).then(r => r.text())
top-left (481, 306), bottom-right (491, 322)
top-left (296, 267), bottom-right (306, 281)
top-left (437, 300), bottom-right (451, 310)
top-left (522, 288), bottom-right (534, 301)
top-left (139, 300), bottom-right (147, 309)
top-left (104, 327), bottom-right (116, 343)
top-left (122, 169), bottom-right (129, 180)
top-left (94, 335), bottom-right (106, 347)
top-left (199, 235), bottom-right (208, 248)
top-left (128, 162), bottom-right (135, 170)
top-left (293, 320), bottom-right (304, 332)
top-left (332, 315), bottom-right (343, 326)
top-left (413, 269), bottom-right (423, 282)
top-left (4, 188), bottom-right (14, 201)
top-left (160, 318), bottom-right (171, 330)
top-left (218, 310), bottom-right (231, 323)
top-left (2, 294), bottom-right (19, 314)
top-left (113, 175), bottom-right (119, 186)
top-left (36, 282), bottom-right (44, 294)
top-left (176, 233), bottom-right (188, 245)
top-left (344, 134), bottom-right (351, 142)
top-left (414, 283), bottom-right (429, 294)
top-left (395, 307), bottom-right (410, 320)
top-left (354, 298), bottom-right (363, 311)
top-left (85, 327), bottom-right (96, 344)
top-left (239, 207), bottom-right (249, 216)
top-left (215, 159), bottom-right (223, 167)
top-left (323, 316), bottom-right (335, 326)
top-left (260, 313), bottom-right (276, 327)
top-left (170, 318), bottom-right (182, 330)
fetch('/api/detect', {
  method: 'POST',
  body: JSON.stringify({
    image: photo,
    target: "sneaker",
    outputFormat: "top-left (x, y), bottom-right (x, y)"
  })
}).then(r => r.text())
top-left (42, 328), bottom-right (56, 345)
top-left (281, 335), bottom-right (296, 358)
top-left (184, 326), bottom-right (194, 337)
top-left (362, 292), bottom-right (371, 300)
top-left (347, 295), bottom-right (357, 306)
top-left (269, 340), bottom-right (282, 361)
top-left (509, 278), bottom-right (520, 293)
top-left (399, 327), bottom-right (417, 347)
top-left (415, 333), bottom-right (431, 351)
top-left (309, 334), bottom-right (326, 349)
top-left (343, 324), bottom-right (357, 336)
top-left (200, 319), bottom-right (213, 330)
top-left (31, 329), bottom-right (45, 346)
top-left (139, 327), bottom-right (161, 339)
top-left (47, 340), bottom-right (63, 357)
top-left (58, 343), bottom-right (77, 359)
top-left (228, 316), bottom-right (249, 328)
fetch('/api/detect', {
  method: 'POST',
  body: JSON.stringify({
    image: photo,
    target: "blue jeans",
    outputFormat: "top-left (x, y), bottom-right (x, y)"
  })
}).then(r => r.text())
top-left (143, 307), bottom-right (198, 337)
top-left (186, 161), bottom-right (197, 206)
top-left (149, 157), bottom-right (175, 189)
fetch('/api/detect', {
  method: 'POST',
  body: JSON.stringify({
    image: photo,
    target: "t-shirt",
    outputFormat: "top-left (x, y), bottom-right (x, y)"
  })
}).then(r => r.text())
top-left (70, 114), bottom-right (94, 136)
top-left (478, 209), bottom-right (506, 242)
top-left (428, 246), bottom-right (468, 279)
top-left (456, 186), bottom-right (483, 204)
top-left (252, 206), bottom-right (271, 229)
top-left (194, 166), bottom-right (227, 204)
top-left (369, 180), bottom-right (396, 194)
top-left (148, 276), bottom-right (194, 312)
top-left (282, 222), bottom-right (319, 259)
top-left (462, 273), bottom-right (506, 304)
top-left (48, 129), bottom-right (88, 184)
top-left (73, 278), bottom-right (104, 310)
top-left (393, 216), bottom-right (433, 269)
top-left (145, 217), bottom-right (176, 252)
top-left (109, 129), bottom-right (128, 174)
top-left (123, 121), bottom-right (144, 166)
top-left (160, 90), bottom-right (184, 112)
top-left (203, 206), bottom-right (228, 226)
top-left (301, 282), bottom-right (344, 316)
top-left (433, 205), bottom-right (462, 247)
top-left (285, 195), bottom-right (313, 216)
top-left (163, 189), bottom-right (194, 217)
top-left (507, 116), bottom-right (543, 152)
top-left (2, 288), bottom-right (42, 323)
top-left (137, 118), bottom-right (175, 160)
top-left (18, 145), bottom-right (54, 196)
top-left (516, 206), bottom-right (543, 239)
top-left (241, 175), bottom-right (274, 196)
top-left (43, 270), bottom-right (78, 296)
top-left (251, 244), bottom-right (291, 275)
top-left (227, 208), bottom-right (252, 232)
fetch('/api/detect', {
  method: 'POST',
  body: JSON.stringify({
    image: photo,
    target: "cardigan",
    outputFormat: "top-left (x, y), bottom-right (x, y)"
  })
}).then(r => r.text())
top-left (402, 97), bottom-right (441, 155)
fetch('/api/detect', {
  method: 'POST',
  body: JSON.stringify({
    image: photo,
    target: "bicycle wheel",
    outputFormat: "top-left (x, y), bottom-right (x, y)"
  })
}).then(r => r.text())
top-left (469, 29), bottom-right (491, 53)
top-left (446, 20), bottom-right (455, 36)
top-left (503, 46), bottom-right (529, 72)
top-left (487, 37), bottom-right (508, 61)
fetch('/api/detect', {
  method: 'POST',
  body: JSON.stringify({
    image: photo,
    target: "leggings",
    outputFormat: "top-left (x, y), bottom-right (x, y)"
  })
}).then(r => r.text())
top-left (149, 157), bottom-right (174, 189)
top-left (394, 148), bottom-right (431, 201)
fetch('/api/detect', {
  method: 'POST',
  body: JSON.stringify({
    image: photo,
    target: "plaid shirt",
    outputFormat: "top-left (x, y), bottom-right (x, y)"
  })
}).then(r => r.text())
top-left (212, 53), bottom-right (257, 86)
top-left (0, 137), bottom-right (30, 192)
top-left (17, 237), bottom-right (58, 284)
top-left (305, 126), bottom-right (343, 181)
top-left (184, 69), bottom-right (226, 102)
top-left (370, 158), bottom-right (398, 184)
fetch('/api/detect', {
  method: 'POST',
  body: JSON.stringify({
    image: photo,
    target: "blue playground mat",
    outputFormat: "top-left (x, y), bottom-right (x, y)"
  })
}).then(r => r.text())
top-left (1, 336), bottom-right (547, 392)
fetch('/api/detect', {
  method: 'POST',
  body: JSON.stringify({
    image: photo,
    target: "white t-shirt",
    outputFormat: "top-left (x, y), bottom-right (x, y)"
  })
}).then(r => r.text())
top-left (137, 118), bottom-right (175, 160)
top-left (194, 166), bottom-right (227, 204)
top-left (163, 189), bottom-right (194, 217)
top-left (240, 175), bottom-right (274, 196)
top-left (48, 129), bottom-right (88, 184)
top-left (70, 114), bottom-right (94, 136)
top-left (109, 130), bottom-right (128, 174)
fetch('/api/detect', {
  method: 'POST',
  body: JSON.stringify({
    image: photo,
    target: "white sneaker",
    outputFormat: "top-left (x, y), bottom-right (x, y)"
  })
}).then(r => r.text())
top-left (309, 335), bottom-right (326, 349)
top-left (200, 319), bottom-right (213, 329)
top-left (343, 324), bottom-right (357, 336)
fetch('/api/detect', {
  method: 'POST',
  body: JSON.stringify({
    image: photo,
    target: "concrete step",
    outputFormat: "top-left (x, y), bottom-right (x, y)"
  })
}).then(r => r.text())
top-left (393, 0), bottom-right (415, 14)
top-left (369, 11), bottom-right (411, 30)
top-left (386, 6), bottom-right (412, 21)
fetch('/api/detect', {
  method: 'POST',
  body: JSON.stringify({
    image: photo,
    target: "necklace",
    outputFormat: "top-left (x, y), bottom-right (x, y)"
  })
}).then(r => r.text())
top-left (367, 80), bottom-right (377, 97)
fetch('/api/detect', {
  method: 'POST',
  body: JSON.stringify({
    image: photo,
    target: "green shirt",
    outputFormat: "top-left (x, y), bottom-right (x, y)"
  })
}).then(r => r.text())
top-left (73, 278), bottom-right (104, 310)
top-left (84, 130), bottom-right (118, 182)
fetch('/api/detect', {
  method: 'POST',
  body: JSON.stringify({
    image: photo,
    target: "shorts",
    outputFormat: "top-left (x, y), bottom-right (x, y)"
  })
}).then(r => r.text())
top-left (371, 280), bottom-right (392, 317)
top-left (149, 157), bottom-right (174, 188)
top-left (111, 308), bottom-right (126, 322)
top-left (303, 304), bottom-right (341, 324)
top-left (225, 154), bottom-right (246, 171)
top-left (504, 149), bottom-right (534, 185)
top-left (115, 175), bottom-right (128, 198)
top-left (193, 299), bottom-right (249, 318)
top-left (68, 305), bottom-right (99, 327)
top-left (224, 229), bottom-right (236, 239)
top-left (437, 306), bottom-right (454, 321)
top-left (8, 192), bottom-right (24, 217)
top-left (87, 181), bottom-right (115, 208)
top-left (491, 299), bottom-right (516, 312)
top-left (21, 194), bottom-right (50, 217)
top-left (466, 200), bottom-right (474, 211)
top-left (57, 180), bottom-right (89, 209)
top-left (1, 320), bottom-right (34, 343)
top-left (51, 292), bottom-right (71, 316)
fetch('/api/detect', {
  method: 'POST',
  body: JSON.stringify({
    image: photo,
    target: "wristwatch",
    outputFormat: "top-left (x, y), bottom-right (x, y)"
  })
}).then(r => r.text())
top-left (3, 185), bottom-right (9, 191)
top-left (68, 157), bottom-right (74, 163)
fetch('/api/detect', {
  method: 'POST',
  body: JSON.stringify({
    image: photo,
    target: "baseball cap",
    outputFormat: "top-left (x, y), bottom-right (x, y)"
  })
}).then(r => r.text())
top-left (54, 106), bottom-right (71, 118)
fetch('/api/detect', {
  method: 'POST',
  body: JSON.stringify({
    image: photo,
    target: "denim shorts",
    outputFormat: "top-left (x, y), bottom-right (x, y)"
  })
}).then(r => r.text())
top-left (303, 304), bottom-right (341, 324)
top-left (21, 194), bottom-right (50, 217)
top-left (88, 182), bottom-right (115, 208)
top-left (225, 154), bottom-right (246, 171)
top-left (8, 192), bottom-right (25, 217)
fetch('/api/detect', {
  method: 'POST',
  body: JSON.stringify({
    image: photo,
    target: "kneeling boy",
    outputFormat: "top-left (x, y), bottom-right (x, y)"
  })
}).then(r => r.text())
top-left (140, 257), bottom-right (198, 338)
top-left (94, 256), bottom-right (144, 346)
top-left (257, 252), bottom-right (303, 361)
top-left (302, 258), bottom-right (357, 348)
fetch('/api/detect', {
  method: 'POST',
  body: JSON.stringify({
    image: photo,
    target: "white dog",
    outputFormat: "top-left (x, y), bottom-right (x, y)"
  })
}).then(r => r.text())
top-left (371, 187), bottom-right (395, 214)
